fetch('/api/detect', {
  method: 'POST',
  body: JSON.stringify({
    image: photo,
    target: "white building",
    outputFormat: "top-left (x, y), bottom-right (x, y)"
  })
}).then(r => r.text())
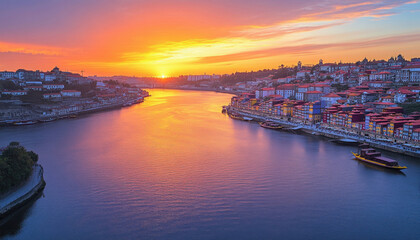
top-left (321, 93), bottom-right (341, 107)
top-left (1, 90), bottom-right (28, 96)
top-left (25, 81), bottom-right (43, 86)
top-left (398, 66), bottom-right (420, 83)
top-left (320, 64), bottom-right (336, 73)
top-left (0, 71), bottom-right (16, 80)
top-left (296, 70), bottom-right (310, 79)
top-left (43, 84), bottom-right (65, 90)
top-left (43, 93), bottom-right (62, 99)
top-left (44, 74), bottom-right (56, 82)
top-left (358, 74), bottom-right (369, 84)
top-left (24, 86), bottom-right (43, 91)
top-left (61, 90), bottom-right (81, 97)
top-left (255, 88), bottom-right (275, 98)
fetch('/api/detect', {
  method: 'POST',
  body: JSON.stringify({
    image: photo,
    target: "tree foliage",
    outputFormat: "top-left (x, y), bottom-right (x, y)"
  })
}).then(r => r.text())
top-left (399, 103), bottom-right (420, 115)
top-left (0, 80), bottom-right (20, 90)
top-left (0, 142), bottom-right (38, 193)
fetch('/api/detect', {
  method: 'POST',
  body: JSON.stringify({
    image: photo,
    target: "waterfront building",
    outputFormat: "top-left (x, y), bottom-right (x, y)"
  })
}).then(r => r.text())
top-left (1, 90), bottom-right (28, 96)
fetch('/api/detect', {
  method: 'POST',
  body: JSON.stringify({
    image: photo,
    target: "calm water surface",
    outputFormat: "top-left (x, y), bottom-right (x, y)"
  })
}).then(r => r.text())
top-left (1, 89), bottom-right (420, 240)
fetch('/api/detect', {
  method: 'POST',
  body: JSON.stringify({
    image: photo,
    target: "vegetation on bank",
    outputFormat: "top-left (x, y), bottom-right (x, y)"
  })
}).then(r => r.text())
top-left (399, 102), bottom-right (420, 115)
top-left (0, 142), bottom-right (38, 194)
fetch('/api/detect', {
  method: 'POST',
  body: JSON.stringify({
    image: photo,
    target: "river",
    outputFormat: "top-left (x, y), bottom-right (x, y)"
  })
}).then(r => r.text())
top-left (0, 89), bottom-right (419, 240)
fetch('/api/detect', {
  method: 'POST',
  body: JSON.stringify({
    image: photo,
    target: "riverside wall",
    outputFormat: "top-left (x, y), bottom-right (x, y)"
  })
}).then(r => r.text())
top-left (0, 165), bottom-right (46, 221)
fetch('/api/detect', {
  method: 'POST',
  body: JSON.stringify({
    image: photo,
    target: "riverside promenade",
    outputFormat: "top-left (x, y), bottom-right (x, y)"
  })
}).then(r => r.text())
top-left (229, 106), bottom-right (420, 158)
top-left (0, 165), bottom-right (45, 220)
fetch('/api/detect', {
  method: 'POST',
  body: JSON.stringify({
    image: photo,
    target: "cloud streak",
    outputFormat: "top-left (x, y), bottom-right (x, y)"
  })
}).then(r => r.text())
top-left (193, 33), bottom-right (420, 64)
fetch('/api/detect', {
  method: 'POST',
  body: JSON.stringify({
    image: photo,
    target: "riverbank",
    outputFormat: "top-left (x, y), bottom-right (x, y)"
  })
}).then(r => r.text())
top-left (0, 165), bottom-right (45, 222)
top-left (228, 106), bottom-right (420, 158)
top-left (0, 94), bottom-right (148, 127)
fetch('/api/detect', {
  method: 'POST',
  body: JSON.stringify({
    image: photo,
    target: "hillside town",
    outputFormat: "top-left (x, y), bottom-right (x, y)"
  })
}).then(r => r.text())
top-left (0, 67), bottom-right (149, 125)
top-left (223, 55), bottom-right (420, 155)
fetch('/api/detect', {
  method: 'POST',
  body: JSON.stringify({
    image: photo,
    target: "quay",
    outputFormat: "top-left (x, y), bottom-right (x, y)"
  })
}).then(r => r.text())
top-left (0, 165), bottom-right (46, 222)
top-left (228, 106), bottom-right (420, 158)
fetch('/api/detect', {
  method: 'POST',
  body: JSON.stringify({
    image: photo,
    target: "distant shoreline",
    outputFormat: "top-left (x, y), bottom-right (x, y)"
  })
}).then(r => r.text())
top-left (147, 86), bottom-right (239, 95)
top-left (0, 96), bottom-right (148, 128)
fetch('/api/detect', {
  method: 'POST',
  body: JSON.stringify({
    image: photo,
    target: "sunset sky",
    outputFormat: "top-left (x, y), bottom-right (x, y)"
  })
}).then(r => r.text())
top-left (1, 0), bottom-right (420, 77)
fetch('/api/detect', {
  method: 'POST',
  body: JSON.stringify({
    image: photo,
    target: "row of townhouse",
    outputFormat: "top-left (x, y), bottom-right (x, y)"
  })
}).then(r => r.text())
top-left (323, 103), bottom-right (420, 141)
top-left (231, 95), bottom-right (325, 123)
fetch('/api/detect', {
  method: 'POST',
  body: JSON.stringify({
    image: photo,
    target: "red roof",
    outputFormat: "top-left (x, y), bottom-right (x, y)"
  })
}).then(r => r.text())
top-left (306, 91), bottom-right (322, 94)
top-left (322, 93), bottom-right (341, 98)
top-left (61, 90), bottom-right (81, 93)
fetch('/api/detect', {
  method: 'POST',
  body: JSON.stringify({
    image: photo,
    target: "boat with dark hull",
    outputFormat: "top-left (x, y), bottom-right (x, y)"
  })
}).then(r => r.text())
top-left (259, 121), bottom-right (283, 130)
top-left (332, 138), bottom-right (359, 146)
top-left (352, 144), bottom-right (406, 170)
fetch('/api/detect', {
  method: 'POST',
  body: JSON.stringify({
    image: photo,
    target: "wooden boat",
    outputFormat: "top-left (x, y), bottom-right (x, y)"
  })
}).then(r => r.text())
top-left (259, 121), bottom-right (283, 130)
top-left (229, 113), bottom-right (244, 121)
top-left (352, 144), bottom-right (406, 170)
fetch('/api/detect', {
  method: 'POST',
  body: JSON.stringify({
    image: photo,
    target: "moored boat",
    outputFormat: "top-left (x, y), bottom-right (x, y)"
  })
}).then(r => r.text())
top-left (13, 120), bottom-right (37, 126)
top-left (229, 113), bottom-right (244, 121)
top-left (332, 138), bottom-right (359, 146)
top-left (243, 116), bottom-right (253, 121)
top-left (259, 121), bottom-right (283, 130)
top-left (352, 144), bottom-right (406, 170)
top-left (40, 117), bottom-right (57, 123)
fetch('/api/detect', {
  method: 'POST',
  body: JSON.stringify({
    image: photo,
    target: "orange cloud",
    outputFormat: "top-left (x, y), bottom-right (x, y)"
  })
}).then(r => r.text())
top-left (0, 41), bottom-right (66, 56)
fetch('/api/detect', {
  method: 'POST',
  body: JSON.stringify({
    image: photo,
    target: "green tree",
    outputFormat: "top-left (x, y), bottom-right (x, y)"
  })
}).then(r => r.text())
top-left (0, 142), bottom-right (37, 193)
